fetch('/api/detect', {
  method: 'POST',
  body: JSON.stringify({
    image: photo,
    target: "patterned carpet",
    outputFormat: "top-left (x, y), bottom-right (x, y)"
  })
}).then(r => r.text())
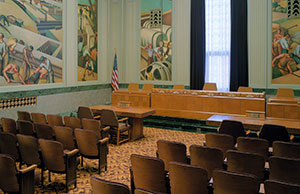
top-left (0, 127), bottom-right (205, 194)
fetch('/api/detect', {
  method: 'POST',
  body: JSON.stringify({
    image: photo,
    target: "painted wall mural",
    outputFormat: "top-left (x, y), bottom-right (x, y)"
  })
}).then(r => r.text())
top-left (77, 0), bottom-right (98, 82)
top-left (0, 0), bottom-right (63, 86)
top-left (272, 0), bottom-right (300, 84)
top-left (140, 0), bottom-right (172, 81)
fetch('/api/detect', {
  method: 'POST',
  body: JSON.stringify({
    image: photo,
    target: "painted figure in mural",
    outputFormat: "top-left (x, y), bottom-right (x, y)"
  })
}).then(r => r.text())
top-left (272, 28), bottom-right (283, 57)
top-left (2, 63), bottom-right (26, 85)
top-left (0, 15), bottom-right (9, 26)
top-left (30, 56), bottom-right (53, 84)
top-left (279, 33), bottom-right (290, 54)
top-left (153, 46), bottom-right (161, 62)
top-left (293, 45), bottom-right (300, 64)
top-left (4, 38), bottom-right (17, 67)
top-left (22, 46), bottom-right (38, 81)
top-left (82, 55), bottom-right (94, 81)
top-left (144, 44), bottom-right (154, 66)
top-left (0, 33), bottom-right (7, 76)
top-left (272, 53), bottom-right (294, 75)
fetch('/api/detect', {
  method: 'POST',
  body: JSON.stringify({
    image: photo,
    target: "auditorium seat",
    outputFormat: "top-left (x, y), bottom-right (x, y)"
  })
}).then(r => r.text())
top-left (82, 118), bottom-right (102, 139)
top-left (135, 188), bottom-right (166, 194)
top-left (157, 140), bottom-right (188, 171)
top-left (258, 124), bottom-right (290, 147)
top-left (264, 180), bottom-right (300, 194)
top-left (34, 123), bottom-right (55, 140)
top-left (169, 162), bottom-right (209, 194)
top-left (64, 116), bottom-right (82, 130)
top-left (1, 117), bottom-right (17, 134)
top-left (31, 113), bottom-right (47, 124)
top-left (47, 114), bottom-right (64, 127)
top-left (78, 106), bottom-right (100, 120)
top-left (237, 86), bottom-right (253, 92)
top-left (130, 154), bottom-right (169, 194)
top-left (213, 170), bottom-right (260, 194)
top-left (273, 141), bottom-right (300, 159)
top-left (205, 133), bottom-right (234, 159)
top-left (218, 120), bottom-right (246, 144)
top-left (202, 83), bottom-right (217, 91)
top-left (90, 176), bottom-right (130, 194)
top-left (237, 137), bottom-right (269, 161)
top-left (17, 111), bottom-right (32, 122)
top-left (0, 132), bottom-right (20, 161)
top-left (189, 145), bottom-right (223, 179)
top-left (53, 126), bottom-right (76, 151)
top-left (18, 120), bottom-right (35, 136)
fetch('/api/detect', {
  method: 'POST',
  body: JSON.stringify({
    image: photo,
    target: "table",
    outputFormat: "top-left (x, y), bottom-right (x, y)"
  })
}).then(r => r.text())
top-left (90, 105), bottom-right (156, 140)
top-left (206, 114), bottom-right (300, 135)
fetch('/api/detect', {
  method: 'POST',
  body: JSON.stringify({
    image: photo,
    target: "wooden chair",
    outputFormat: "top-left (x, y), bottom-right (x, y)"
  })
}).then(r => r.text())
top-left (78, 106), bottom-right (100, 120)
top-left (39, 139), bottom-right (78, 192)
top-left (135, 188), bottom-right (166, 194)
top-left (1, 117), bottom-right (17, 134)
top-left (130, 154), bottom-right (169, 194)
top-left (17, 111), bottom-right (32, 122)
top-left (237, 137), bottom-right (269, 161)
top-left (173, 85), bottom-right (185, 90)
top-left (0, 132), bottom-right (20, 161)
top-left (205, 133), bottom-right (234, 159)
top-left (47, 114), bottom-right (64, 127)
top-left (0, 154), bottom-right (37, 194)
top-left (142, 83), bottom-right (154, 92)
top-left (128, 83), bottom-right (140, 91)
top-left (169, 162), bottom-right (209, 194)
top-left (202, 83), bottom-right (217, 91)
top-left (269, 156), bottom-right (300, 185)
top-left (276, 88), bottom-right (295, 98)
top-left (100, 109), bottom-right (131, 146)
top-left (264, 180), bottom-right (300, 194)
top-left (31, 113), bottom-right (47, 124)
top-left (64, 116), bottom-right (82, 130)
top-left (157, 140), bottom-right (188, 171)
top-left (237, 86), bottom-right (253, 92)
top-left (53, 126), bottom-right (76, 151)
top-left (34, 123), bottom-right (55, 140)
top-left (74, 128), bottom-right (109, 173)
top-left (213, 170), bottom-right (260, 194)
top-left (17, 120), bottom-right (35, 136)
top-left (273, 141), bottom-right (300, 159)
top-left (90, 176), bottom-right (130, 194)
top-left (218, 120), bottom-right (246, 144)
top-left (259, 124), bottom-right (290, 147)
top-left (227, 150), bottom-right (265, 182)
top-left (189, 145), bottom-right (223, 179)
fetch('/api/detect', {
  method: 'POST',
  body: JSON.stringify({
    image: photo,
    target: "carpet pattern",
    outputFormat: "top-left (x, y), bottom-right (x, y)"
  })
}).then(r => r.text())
top-left (0, 127), bottom-right (205, 194)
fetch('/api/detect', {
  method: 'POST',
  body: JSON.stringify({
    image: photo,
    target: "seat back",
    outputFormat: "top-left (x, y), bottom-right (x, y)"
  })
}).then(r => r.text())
top-left (0, 132), bottom-right (19, 160)
top-left (227, 150), bottom-right (265, 182)
top-left (77, 106), bottom-right (94, 120)
top-left (142, 83), bottom-right (154, 92)
top-left (237, 86), bottom-right (253, 92)
top-left (17, 134), bottom-right (41, 166)
top-left (273, 141), bottom-right (300, 159)
top-left (157, 140), bottom-right (187, 171)
top-left (276, 88), bottom-right (295, 98)
top-left (91, 176), bottom-right (130, 194)
top-left (31, 113), bottom-right (47, 124)
top-left (135, 189), bottom-right (166, 194)
top-left (1, 118), bottom-right (17, 134)
top-left (173, 85), bottom-right (185, 90)
top-left (128, 83), bottom-right (140, 92)
top-left (205, 133), bottom-right (234, 159)
top-left (47, 114), bottom-right (64, 127)
top-left (213, 170), bottom-right (260, 194)
top-left (0, 154), bottom-right (19, 193)
top-left (189, 145), bottom-right (223, 179)
top-left (219, 120), bottom-right (245, 144)
top-left (237, 137), bottom-right (269, 161)
top-left (82, 118), bottom-right (101, 138)
top-left (130, 154), bottom-right (167, 193)
top-left (53, 126), bottom-right (76, 151)
top-left (64, 116), bottom-right (81, 129)
top-left (169, 162), bottom-right (209, 194)
top-left (39, 139), bottom-right (65, 172)
top-left (74, 128), bottom-right (99, 157)
top-left (264, 180), bottom-right (300, 194)
top-left (202, 83), bottom-right (217, 91)
top-left (259, 124), bottom-right (289, 146)
top-left (17, 111), bottom-right (32, 122)
top-left (100, 109), bottom-right (119, 128)
top-left (269, 156), bottom-right (300, 185)
top-left (17, 120), bottom-right (35, 136)
top-left (34, 123), bottom-right (54, 140)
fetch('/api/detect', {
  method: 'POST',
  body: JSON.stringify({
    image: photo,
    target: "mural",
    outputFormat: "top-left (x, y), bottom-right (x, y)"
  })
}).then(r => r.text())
top-left (0, 0), bottom-right (63, 86)
top-left (77, 0), bottom-right (98, 82)
top-left (272, 0), bottom-right (300, 84)
top-left (140, 0), bottom-right (172, 81)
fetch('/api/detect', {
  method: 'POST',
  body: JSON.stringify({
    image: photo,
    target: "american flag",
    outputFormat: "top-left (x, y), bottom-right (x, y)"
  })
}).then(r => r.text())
top-left (111, 54), bottom-right (119, 91)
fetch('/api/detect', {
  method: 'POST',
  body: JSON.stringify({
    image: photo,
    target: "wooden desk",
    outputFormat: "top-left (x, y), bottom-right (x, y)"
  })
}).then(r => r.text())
top-left (206, 114), bottom-right (300, 135)
top-left (90, 105), bottom-right (156, 140)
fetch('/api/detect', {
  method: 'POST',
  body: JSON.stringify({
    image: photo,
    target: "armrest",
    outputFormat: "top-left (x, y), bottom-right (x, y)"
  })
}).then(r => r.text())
top-left (246, 130), bottom-right (251, 136)
top-left (118, 117), bottom-right (129, 122)
top-left (65, 149), bottom-right (79, 158)
top-left (94, 115), bottom-right (101, 119)
top-left (102, 126), bottom-right (110, 133)
top-left (290, 135), bottom-right (295, 141)
top-left (19, 164), bottom-right (37, 174)
top-left (98, 137), bottom-right (109, 145)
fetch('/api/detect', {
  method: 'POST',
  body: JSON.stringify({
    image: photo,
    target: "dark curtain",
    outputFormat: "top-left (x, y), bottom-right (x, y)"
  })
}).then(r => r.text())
top-left (190, 0), bottom-right (206, 90)
top-left (230, 0), bottom-right (248, 91)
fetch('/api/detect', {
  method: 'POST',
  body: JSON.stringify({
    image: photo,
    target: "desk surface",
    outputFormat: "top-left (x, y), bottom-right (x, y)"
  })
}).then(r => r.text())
top-left (206, 114), bottom-right (300, 134)
top-left (90, 105), bottom-right (156, 118)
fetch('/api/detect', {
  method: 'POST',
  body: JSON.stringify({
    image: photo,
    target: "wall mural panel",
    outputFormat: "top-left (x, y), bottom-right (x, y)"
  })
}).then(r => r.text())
top-left (272, 0), bottom-right (300, 84)
top-left (0, 0), bottom-right (63, 86)
top-left (77, 0), bottom-right (98, 82)
top-left (140, 0), bottom-right (172, 81)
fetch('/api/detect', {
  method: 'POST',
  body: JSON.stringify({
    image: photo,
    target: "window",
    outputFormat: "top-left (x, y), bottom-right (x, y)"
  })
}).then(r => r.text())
top-left (205, 0), bottom-right (231, 91)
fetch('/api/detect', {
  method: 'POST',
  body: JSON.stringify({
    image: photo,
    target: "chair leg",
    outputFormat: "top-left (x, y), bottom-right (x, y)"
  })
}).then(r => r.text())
top-left (48, 171), bottom-right (51, 182)
top-left (98, 158), bottom-right (101, 174)
top-left (117, 130), bottom-right (120, 146)
top-left (41, 168), bottom-right (44, 186)
top-left (81, 156), bottom-right (83, 167)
